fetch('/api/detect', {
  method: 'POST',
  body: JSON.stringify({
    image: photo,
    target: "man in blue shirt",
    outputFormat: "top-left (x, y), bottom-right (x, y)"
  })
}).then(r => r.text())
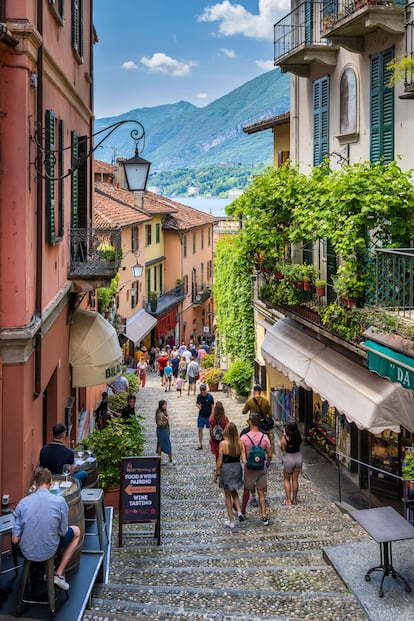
top-left (195, 384), bottom-right (214, 450)
top-left (39, 424), bottom-right (87, 487)
top-left (12, 467), bottom-right (81, 591)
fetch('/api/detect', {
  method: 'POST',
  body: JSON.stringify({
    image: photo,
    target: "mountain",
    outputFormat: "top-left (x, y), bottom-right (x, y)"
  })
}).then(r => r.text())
top-left (95, 69), bottom-right (290, 172)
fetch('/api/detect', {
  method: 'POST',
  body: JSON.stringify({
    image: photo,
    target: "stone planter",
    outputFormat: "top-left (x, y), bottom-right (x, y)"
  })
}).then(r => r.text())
top-left (207, 382), bottom-right (219, 392)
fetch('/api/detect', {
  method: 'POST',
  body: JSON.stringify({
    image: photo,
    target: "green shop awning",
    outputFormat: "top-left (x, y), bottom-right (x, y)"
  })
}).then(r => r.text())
top-left (364, 340), bottom-right (414, 391)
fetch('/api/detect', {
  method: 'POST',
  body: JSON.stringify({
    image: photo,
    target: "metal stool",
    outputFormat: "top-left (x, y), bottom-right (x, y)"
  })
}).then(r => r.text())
top-left (81, 488), bottom-right (107, 550)
top-left (0, 514), bottom-right (18, 576)
top-left (15, 555), bottom-right (68, 620)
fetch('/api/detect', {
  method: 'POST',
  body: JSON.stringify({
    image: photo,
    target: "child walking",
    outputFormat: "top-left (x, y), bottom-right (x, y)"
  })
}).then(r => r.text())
top-left (176, 376), bottom-right (184, 397)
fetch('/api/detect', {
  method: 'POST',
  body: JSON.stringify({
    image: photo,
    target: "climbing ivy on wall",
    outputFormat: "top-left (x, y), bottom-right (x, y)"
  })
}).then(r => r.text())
top-left (214, 235), bottom-right (255, 365)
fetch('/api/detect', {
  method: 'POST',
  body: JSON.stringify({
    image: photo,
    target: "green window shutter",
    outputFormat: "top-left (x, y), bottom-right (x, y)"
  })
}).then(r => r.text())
top-left (159, 264), bottom-right (163, 292)
top-left (77, 135), bottom-right (88, 228)
top-left (313, 77), bottom-right (329, 166)
top-left (57, 119), bottom-right (64, 239)
top-left (370, 48), bottom-right (394, 163)
top-left (79, 0), bottom-right (84, 58)
top-left (71, 131), bottom-right (79, 228)
top-left (71, 0), bottom-right (83, 58)
top-left (71, 0), bottom-right (77, 50)
top-left (45, 109), bottom-right (56, 245)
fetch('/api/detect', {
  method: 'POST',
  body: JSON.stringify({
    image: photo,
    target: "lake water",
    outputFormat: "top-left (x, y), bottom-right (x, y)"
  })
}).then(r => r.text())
top-left (171, 196), bottom-right (234, 218)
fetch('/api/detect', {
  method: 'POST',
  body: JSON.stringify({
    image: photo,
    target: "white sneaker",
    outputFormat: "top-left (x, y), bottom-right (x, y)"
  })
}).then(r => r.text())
top-left (168, 460), bottom-right (177, 466)
top-left (224, 520), bottom-right (235, 529)
top-left (54, 573), bottom-right (69, 591)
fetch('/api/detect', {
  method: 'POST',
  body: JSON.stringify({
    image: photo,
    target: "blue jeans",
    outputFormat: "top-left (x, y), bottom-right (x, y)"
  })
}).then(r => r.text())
top-left (73, 471), bottom-right (87, 488)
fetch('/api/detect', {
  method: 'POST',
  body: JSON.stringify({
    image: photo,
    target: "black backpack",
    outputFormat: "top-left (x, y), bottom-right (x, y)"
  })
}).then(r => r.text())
top-left (212, 424), bottom-right (224, 442)
top-left (246, 433), bottom-right (266, 470)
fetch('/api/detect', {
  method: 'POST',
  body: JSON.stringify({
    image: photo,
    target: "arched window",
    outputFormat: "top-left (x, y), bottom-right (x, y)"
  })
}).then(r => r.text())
top-left (340, 68), bottom-right (357, 135)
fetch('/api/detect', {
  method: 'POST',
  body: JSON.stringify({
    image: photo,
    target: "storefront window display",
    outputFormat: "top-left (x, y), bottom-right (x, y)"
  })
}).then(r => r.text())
top-left (308, 401), bottom-right (337, 462)
top-left (271, 387), bottom-right (298, 424)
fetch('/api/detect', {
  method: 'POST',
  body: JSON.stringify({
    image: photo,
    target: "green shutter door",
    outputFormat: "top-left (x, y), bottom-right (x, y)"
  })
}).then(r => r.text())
top-left (370, 49), bottom-right (394, 163)
top-left (45, 110), bottom-right (56, 245)
top-left (313, 76), bottom-right (329, 166)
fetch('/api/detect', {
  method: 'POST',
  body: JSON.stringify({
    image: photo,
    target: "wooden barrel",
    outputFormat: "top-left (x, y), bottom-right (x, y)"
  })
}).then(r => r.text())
top-left (74, 452), bottom-right (99, 517)
top-left (74, 452), bottom-right (99, 489)
top-left (51, 475), bottom-right (85, 575)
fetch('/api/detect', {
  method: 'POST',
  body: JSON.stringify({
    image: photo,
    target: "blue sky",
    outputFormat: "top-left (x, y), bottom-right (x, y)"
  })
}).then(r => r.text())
top-left (93, 0), bottom-right (289, 119)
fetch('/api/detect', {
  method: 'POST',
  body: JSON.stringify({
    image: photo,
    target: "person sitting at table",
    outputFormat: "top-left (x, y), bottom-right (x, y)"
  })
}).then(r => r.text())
top-left (39, 423), bottom-right (87, 488)
top-left (12, 467), bottom-right (81, 591)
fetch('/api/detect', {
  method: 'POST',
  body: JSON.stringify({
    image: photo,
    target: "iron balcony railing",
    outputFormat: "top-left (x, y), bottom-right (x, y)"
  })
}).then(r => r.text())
top-left (376, 248), bottom-right (414, 320)
top-left (192, 285), bottom-right (212, 305)
top-left (274, 0), bottom-right (326, 63)
top-left (69, 227), bottom-right (121, 280)
top-left (145, 283), bottom-right (186, 317)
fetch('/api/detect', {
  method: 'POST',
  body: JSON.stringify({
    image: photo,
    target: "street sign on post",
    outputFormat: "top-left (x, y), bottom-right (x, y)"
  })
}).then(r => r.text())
top-left (118, 456), bottom-right (161, 546)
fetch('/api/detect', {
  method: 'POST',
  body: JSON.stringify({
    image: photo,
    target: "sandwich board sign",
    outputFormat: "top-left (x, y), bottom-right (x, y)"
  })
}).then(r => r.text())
top-left (118, 456), bottom-right (161, 546)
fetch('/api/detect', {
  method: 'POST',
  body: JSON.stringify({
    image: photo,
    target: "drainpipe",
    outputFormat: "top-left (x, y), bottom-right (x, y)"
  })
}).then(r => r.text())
top-left (34, 0), bottom-right (43, 397)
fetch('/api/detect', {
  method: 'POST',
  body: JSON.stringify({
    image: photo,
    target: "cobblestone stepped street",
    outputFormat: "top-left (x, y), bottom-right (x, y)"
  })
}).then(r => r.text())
top-left (83, 372), bottom-right (369, 621)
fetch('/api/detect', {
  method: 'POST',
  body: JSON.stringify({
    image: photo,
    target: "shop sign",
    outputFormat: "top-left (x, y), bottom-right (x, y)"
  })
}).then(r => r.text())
top-left (365, 340), bottom-right (414, 390)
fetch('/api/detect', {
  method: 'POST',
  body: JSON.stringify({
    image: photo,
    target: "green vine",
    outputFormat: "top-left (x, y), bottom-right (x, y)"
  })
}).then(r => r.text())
top-left (214, 236), bottom-right (255, 365)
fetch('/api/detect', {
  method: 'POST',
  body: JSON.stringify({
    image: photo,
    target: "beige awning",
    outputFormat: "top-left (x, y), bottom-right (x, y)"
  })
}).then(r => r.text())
top-left (69, 309), bottom-right (122, 387)
top-left (261, 318), bottom-right (414, 434)
top-left (125, 309), bottom-right (157, 344)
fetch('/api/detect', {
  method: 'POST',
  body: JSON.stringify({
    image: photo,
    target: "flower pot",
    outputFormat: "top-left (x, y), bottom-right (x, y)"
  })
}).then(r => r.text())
top-left (315, 285), bottom-right (326, 296)
top-left (104, 485), bottom-right (120, 511)
top-left (303, 280), bottom-right (311, 292)
top-left (274, 271), bottom-right (284, 280)
top-left (207, 382), bottom-right (219, 392)
top-left (340, 295), bottom-right (356, 308)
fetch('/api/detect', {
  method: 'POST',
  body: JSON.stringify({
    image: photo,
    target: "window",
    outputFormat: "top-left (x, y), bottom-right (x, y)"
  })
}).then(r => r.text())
top-left (131, 281), bottom-right (138, 309)
top-left (49, 0), bottom-right (64, 25)
top-left (201, 262), bottom-right (205, 288)
top-left (72, 0), bottom-right (84, 61)
top-left (183, 234), bottom-right (187, 257)
top-left (183, 275), bottom-right (189, 295)
top-left (201, 228), bottom-right (204, 250)
top-left (153, 265), bottom-right (157, 292)
top-left (146, 224), bottom-right (152, 246)
top-left (159, 264), bottom-right (163, 293)
top-left (193, 231), bottom-right (196, 254)
top-left (207, 227), bottom-right (211, 246)
top-left (45, 110), bottom-right (64, 244)
top-left (313, 76), bottom-right (329, 166)
top-left (131, 226), bottom-right (139, 251)
top-left (207, 260), bottom-right (213, 282)
top-left (370, 49), bottom-right (394, 164)
top-left (156, 222), bottom-right (161, 243)
top-left (340, 68), bottom-right (357, 135)
top-left (146, 268), bottom-right (151, 299)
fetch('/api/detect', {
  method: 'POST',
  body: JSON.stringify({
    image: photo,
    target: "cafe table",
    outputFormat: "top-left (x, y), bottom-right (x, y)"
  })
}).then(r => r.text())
top-left (350, 506), bottom-right (414, 597)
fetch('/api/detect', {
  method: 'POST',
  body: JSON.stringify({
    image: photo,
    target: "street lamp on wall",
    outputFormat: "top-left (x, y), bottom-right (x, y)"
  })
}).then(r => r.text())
top-left (122, 250), bottom-right (144, 278)
top-left (31, 119), bottom-right (151, 189)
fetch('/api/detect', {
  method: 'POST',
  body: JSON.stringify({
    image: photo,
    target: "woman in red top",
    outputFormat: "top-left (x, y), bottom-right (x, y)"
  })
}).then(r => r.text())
top-left (209, 401), bottom-right (229, 462)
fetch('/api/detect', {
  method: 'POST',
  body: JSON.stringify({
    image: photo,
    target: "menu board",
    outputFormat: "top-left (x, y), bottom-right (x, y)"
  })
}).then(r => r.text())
top-left (118, 456), bottom-right (161, 545)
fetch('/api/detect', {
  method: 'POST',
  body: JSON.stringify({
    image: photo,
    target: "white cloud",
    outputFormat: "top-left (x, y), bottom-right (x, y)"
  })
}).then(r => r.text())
top-left (196, 92), bottom-right (209, 99)
top-left (220, 47), bottom-right (236, 58)
top-left (121, 60), bottom-right (138, 70)
top-left (255, 59), bottom-right (274, 71)
top-left (199, 0), bottom-right (289, 41)
top-left (140, 52), bottom-right (195, 77)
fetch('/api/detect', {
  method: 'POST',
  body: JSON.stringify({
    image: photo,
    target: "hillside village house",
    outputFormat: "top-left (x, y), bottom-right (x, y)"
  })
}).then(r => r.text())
top-left (246, 0), bottom-right (414, 502)
top-left (96, 164), bottom-right (217, 355)
top-left (0, 1), bottom-right (126, 503)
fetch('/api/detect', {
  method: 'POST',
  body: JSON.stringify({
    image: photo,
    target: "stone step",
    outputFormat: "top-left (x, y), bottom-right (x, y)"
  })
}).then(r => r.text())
top-left (86, 587), bottom-right (367, 621)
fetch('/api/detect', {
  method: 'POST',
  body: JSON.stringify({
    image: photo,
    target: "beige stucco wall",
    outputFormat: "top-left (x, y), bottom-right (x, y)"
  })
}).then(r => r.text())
top-left (291, 31), bottom-right (414, 171)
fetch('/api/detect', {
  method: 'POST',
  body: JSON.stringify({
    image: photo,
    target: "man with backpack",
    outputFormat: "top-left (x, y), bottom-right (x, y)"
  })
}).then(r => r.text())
top-left (240, 413), bottom-right (272, 525)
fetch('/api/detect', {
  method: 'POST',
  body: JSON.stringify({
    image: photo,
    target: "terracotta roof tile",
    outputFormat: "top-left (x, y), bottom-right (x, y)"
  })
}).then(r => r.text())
top-left (94, 159), bottom-right (115, 174)
top-left (94, 184), bottom-right (150, 228)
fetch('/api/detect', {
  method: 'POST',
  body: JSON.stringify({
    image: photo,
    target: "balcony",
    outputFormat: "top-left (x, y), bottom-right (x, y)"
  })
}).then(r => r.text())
top-left (145, 283), bottom-right (186, 317)
top-left (192, 285), bottom-right (212, 306)
top-left (376, 248), bottom-right (414, 322)
top-left (321, 0), bottom-right (405, 53)
top-left (68, 228), bottom-right (121, 291)
top-left (274, 0), bottom-right (338, 76)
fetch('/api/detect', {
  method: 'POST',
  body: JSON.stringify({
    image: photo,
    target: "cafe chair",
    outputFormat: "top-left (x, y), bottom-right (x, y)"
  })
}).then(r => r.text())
top-left (0, 514), bottom-right (18, 576)
top-left (15, 555), bottom-right (68, 620)
top-left (81, 488), bottom-right (108, 550)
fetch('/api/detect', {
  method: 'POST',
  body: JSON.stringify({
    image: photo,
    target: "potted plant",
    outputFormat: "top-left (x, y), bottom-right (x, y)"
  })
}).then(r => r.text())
top-left (402, 450), bottom-right (414, 493)
top-left (202, 367), bottom-right (224, 391)
top-left (80, 417), bottom-right (145, 509)
top-left (387, 55), bottom-right (414, 91)
top-left (222, 359), bottom-right (252, 398)
top-left (315, 279), bottom-right (326, 296)
top-left (333, 270), bottom-right (364, 307)
top-left (149, 291), bottom-right (158, 312)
